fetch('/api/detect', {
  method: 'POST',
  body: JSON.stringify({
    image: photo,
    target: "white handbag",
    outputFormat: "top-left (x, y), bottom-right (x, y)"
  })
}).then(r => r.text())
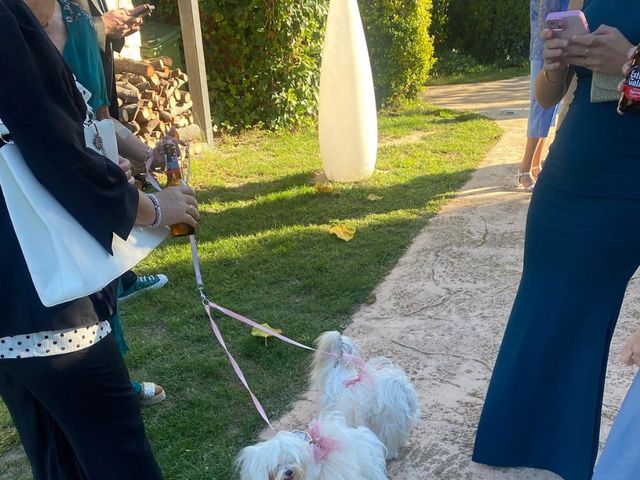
top-left (84, 118), bottom-right (119, 164)
top-left (0, 119), bottom-right (168, 307)
top-left (76, 80), bottom-right (119, 164)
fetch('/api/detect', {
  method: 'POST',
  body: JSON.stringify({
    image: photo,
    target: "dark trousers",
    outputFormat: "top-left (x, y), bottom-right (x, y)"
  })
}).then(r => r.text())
top-left (120, 270), bottom-right (138, 293)
top-left (0, 334), bottom-right (162, 480)
top-left (473, 179), bottom-right (640, 480)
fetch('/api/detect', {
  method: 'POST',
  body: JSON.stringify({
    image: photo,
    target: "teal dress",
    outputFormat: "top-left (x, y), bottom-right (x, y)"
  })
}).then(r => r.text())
top-left (59, 0), bottom-right (110, 113)
top-left (473, 1), bottom-right (640, 479)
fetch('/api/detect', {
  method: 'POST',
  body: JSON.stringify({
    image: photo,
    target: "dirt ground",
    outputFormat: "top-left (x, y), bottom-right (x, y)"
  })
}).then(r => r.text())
top-left (270, 76), bottom-right (640, 479)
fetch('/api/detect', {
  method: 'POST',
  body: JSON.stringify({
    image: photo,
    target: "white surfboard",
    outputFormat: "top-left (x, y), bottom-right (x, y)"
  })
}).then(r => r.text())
top-left (318, 0), bottom-right (378, 183)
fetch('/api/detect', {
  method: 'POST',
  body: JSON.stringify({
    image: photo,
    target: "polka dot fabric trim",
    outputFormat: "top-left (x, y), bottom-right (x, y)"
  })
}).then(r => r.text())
top-left (0, 321), bottom-right (111, 359)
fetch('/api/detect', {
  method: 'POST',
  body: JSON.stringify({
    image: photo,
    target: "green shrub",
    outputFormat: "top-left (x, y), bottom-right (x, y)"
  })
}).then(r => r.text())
top-left (430, 0), bottom-right (529, 65)
top-left (152, 0), bottom-right (435, 128)
top-left (359, 0), bottom-right (434, 106)
top-left (153, 1), bottom-right (328, 131)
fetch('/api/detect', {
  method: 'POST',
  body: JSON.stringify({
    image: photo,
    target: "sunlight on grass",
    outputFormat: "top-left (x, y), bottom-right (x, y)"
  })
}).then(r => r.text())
top-left (0, 99), bottom-right (500, 479)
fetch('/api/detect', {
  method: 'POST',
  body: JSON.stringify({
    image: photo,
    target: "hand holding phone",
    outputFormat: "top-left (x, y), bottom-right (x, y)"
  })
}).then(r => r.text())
top-left (131, 4), bottom-right (155, 19)
top-left (546, 10), bottom-right (590, 41)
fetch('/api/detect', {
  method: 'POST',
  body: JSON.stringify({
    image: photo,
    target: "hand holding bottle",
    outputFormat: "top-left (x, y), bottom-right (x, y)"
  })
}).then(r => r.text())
top-left (154, 184), bottom-right (199, 228)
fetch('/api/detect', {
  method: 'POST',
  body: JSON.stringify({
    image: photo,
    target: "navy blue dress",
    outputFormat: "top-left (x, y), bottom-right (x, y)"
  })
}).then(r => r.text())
top-left (473, 2), bottom-right (640, 479)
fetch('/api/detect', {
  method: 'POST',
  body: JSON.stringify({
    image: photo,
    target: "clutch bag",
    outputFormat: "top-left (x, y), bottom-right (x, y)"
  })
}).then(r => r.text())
top-left (591, 72), bottom-right (624, 103)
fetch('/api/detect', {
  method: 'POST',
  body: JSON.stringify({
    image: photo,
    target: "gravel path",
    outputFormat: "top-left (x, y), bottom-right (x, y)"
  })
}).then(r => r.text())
top-left (271, 76), bottom-right (639, 479)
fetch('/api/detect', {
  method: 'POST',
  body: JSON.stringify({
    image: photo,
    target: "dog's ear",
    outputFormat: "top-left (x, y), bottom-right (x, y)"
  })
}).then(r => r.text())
top-left (236, 443), bottom-right (268, 480)
top-left (314, 331), bottom-right (342, 353)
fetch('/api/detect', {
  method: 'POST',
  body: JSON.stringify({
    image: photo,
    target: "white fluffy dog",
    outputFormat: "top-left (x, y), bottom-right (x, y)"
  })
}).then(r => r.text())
top-left (310, 331), bottom-right (420, 459)
top-left (236, 414), bottom-right (387, 480)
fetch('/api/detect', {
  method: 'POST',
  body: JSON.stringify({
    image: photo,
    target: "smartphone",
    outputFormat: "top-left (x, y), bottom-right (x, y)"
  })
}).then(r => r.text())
top-left (546, 10), bottom-right (590, 39)
top-left (132, 4), bottom-right (155, 18)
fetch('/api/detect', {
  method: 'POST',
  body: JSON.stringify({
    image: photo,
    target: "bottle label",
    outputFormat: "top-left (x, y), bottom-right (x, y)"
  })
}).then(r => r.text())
top-left (164, 144), bottom-right (180, 171)
top-left (623, 65), bottom-right (640, 102)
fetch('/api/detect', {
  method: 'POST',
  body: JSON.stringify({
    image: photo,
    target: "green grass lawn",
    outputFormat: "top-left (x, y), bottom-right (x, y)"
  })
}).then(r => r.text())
top-left (427, 64), bottom-right (529, 86)
top-left (0, 99), bottom-right (500, 479)
top-left (428, 50), bottom-right (529, 86)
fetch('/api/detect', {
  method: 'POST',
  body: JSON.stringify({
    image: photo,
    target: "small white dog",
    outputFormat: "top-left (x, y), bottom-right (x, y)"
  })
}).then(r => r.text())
top-left (310, 331), bottom-right (420, 459)
top-left (236, 413), bottom-right (387, 480)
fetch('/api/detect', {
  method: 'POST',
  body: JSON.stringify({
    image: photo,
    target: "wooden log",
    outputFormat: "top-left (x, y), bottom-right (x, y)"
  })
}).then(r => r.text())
top-left (115, 58), bottom-right (155, 78)
top-left (141, 90), bottom-right (158, 102)
top-left (148, 74), bottom-right (161, 88)
top-left (120, 103), bottom-right (139, 123)
top-left (181, 91), bottom-right (191, 104)
top-left (158, 110), bottom-right (173, 123)
top-left (135, 106), bottom-right (153, 124)
top-left (169, 101), bottom-right (194, 118)
top-left (176, 123), bottom-right (201, 142)
top-left (150, 58), bottom-right (165, 70)
top-left (124, 120), bottom-right (140, 134)
top-left (120, 82), bottom-right (141, 97)
top-left (121, 73), bottom-right (146, 85)
top-left (156, 68), bottom-right (171, 80)
top-left (171, 68), bottom-right (185, 80)
top-left (140, 119), bottom-right (161, 136)
top-left (160, 56), bottom-right (173, 68)
top-left (155, 121), bottom-right (167, 133)
top-left (134, 81), bottom-right (151, 93)
top-left (116, 85), bottom-right (140, 105)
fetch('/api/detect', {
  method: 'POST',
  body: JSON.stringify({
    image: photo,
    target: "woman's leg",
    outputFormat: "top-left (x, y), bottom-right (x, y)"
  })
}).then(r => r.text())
top-left (530, 138), bottom-right (545, 178)
top-left (0, 371), bottom-right (86, 479)
top-left (519, 137), bottom-right (542, 188)
top-left (473, 180), bottom-right (640, 480)
top-left (0, 334), bottom-right (162, 480)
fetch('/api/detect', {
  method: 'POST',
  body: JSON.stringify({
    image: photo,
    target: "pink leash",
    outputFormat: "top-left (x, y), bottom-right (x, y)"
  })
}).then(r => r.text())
top-left (189, 226), bottom-right (364, 428)
top-left (190, 236), bottom-right (321, 430)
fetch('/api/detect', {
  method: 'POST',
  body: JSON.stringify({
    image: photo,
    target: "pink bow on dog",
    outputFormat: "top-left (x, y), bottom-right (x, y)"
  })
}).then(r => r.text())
top-left (342, 354), bottom-right (370, 388)
top-left (308, 420), bottom-right (342, 462)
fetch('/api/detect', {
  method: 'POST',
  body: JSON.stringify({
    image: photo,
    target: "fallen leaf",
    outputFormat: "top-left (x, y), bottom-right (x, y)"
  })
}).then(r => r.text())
top-left (367, 194), bottom-right (383, 201)
top-left (329, 225), bottom-right (356, 242)
top-left (251, 323), bottom-right (283, 346)
top-left (315, 179), bottom-right (333, 193)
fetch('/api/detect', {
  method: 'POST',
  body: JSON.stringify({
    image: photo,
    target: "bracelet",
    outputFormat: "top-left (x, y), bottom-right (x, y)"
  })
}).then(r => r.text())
top-left (147, 193), bottom-right (162, 228)
top-left (544, 68), bottom-right (568, 86)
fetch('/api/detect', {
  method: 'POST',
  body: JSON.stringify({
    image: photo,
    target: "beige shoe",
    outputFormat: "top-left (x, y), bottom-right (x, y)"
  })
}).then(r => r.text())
top-left (139, 382), bottom-right (166, 406)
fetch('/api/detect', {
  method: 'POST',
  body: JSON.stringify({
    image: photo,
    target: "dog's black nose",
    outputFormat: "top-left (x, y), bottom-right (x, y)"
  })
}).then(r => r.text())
top-left (284, 469), bottom-right (294, 478)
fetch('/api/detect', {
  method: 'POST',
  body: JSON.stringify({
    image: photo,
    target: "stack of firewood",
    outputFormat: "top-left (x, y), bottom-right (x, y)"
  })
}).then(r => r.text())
top-left (114, 56), bottom-right (202, 145)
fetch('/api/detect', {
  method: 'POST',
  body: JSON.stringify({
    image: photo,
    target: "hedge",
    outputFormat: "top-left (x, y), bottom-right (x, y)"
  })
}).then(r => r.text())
top-left (431, 0), bottom-right (529, 65)
top-left (151, 0), bottom-right (434, 129)
top-left (360, 0), bottom-right (434, 107)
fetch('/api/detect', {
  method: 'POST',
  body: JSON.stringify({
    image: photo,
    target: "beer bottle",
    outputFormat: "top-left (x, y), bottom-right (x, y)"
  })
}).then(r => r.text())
top-left (164, 142), bottom-right (195, 237)
top-left (618, 46), bottom-right (640, 114)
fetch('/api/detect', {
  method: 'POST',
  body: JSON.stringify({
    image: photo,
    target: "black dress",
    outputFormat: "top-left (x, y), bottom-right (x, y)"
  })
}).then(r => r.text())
top-left (0, 2), bottom-right (162, 478)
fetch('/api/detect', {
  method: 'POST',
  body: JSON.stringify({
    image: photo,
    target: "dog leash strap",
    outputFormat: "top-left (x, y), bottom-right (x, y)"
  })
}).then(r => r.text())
top-left (204, 299), bottom-right (316, 353)
top-left (191, 237), bottom-right (278, 429)
top-left (190, 235), bottom-right (204, 292)
top-left (204, 302), bottom-right (275, 430)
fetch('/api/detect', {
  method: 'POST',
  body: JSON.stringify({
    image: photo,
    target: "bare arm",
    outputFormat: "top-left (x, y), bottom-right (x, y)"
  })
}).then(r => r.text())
top-left (534, 0), bottom-right (583, 109)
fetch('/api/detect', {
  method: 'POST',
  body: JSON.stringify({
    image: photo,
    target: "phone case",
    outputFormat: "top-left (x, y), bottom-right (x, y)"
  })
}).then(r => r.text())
top-left (546, 10), bottom-right (590, 39)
